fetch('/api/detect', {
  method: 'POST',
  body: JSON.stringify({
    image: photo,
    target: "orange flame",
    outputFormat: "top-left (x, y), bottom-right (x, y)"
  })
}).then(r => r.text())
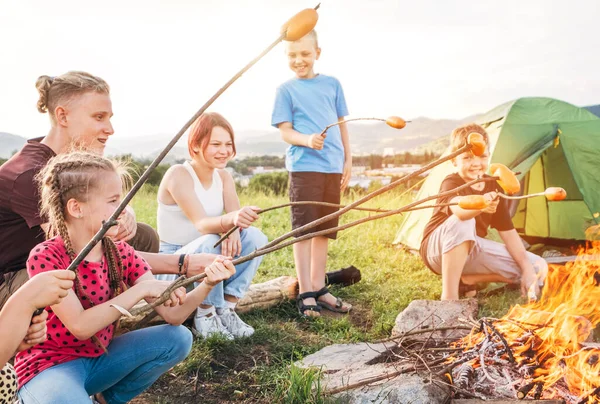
top-left (455, 229), bottom-right (600, 402)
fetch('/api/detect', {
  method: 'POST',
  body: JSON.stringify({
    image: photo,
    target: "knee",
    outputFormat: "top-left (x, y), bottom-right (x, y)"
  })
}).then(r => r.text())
top-left (533, 257), bottom-right (549, 282)
top-left (242, 227), bottom-right (268, 249)
top-left (450, 217), bottom-right (476, 237)
top-left (165, 325), bottom-right (193, 361)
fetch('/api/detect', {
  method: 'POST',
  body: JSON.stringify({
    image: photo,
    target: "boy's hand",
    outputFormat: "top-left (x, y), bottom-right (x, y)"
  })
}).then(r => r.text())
top-left (481, 192), bottom-right (500, 214)
top-left (115, 206), bottom-right (137, 242)
top-left (307, 133), bottom-right (326, 150)
top-left (521, 268), bottom-right (540, 300)
top-left (341, 160), bottom-right (352, 192)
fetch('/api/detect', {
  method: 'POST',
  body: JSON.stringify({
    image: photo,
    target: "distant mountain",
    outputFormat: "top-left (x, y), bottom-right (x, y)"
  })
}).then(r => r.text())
top-left (1, 114), bottom-right (482, 161)
top-left (0, 132), bottom-right (27, 158)
top-left (120, 115), bottom-right (481, 161)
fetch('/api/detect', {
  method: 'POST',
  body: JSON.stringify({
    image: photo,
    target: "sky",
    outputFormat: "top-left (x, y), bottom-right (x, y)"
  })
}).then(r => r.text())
top-left (1, 0), bottom-right (599, 140)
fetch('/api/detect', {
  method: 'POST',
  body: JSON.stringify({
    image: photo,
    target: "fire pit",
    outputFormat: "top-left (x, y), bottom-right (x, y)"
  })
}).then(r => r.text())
top-left (304, 241), bottom-right (600, 403)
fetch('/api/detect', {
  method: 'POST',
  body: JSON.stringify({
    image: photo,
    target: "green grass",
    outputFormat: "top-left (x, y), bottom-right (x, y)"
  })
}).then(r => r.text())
top-left (130, 184), bottom-right (519, 403)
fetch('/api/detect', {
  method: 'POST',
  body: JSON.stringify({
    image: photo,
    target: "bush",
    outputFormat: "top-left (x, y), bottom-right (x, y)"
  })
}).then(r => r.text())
top-left (247, 172), bottom-right (289, 196)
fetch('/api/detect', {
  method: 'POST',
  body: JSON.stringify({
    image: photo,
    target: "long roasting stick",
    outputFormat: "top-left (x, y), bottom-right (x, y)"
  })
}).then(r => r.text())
top-left (213, 201), bottom-right (457, 248)
top-left (31, 4), bottom-right (321, 317)
top-left (129, 176), bottom-right (496, 318)
top-left (57, 5), bottom-right (321, 275)
top-left (255, 134), bottom-right (487, 253)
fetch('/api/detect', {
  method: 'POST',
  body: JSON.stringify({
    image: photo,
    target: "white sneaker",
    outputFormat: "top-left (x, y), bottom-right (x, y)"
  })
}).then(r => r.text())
top-left (193, 310), bottom-right (234, 340)
top-left (219, 309), bottom-right (255, 338)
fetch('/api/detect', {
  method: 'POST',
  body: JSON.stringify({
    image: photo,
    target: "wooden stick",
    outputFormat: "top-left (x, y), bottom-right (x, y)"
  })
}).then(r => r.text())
top-left (256, 143), bottom-right (480, 253)
top-left (318, 117), bottom-right (411, 136)
top-left (129, 177), bottom-right (493, 319)
top-left (498, 191), bottom-right (545, 200)
top-left (322, 364), bottom-right (416, 395)
top-left (213, 201), bottom-right (457, 248)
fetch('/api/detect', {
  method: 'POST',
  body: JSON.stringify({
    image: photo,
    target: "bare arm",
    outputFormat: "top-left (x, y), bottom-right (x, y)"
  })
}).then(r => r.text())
top-left (50, 282), bottom-right (151, 340)
top-left (1, 270), bottom-right (74, 365)
top-left (140, 259), bottom-right (236, 325)
top-left (162, 165), bottom-right (231, 235)
top-left (339, 119), bottom-right (352, 191)
top-left (0, 297), bottom-right (35, 366)
top-left (278, 121), bottom-right (310, 146)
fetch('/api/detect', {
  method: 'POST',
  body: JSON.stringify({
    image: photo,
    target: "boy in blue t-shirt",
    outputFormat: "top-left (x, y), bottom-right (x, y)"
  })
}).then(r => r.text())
top-left (271, 30), bottom-right (352, 317)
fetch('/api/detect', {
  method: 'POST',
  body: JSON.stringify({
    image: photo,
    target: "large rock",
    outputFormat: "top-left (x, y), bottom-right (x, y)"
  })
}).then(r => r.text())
top-left (296, 342), bottom-right (450, 404)
top-left (391, 299), bottom-right (478, 342)
top-left (334, 373), bottom-right (449, 404)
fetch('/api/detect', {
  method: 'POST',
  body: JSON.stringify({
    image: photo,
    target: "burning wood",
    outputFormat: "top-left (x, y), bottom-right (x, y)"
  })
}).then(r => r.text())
top-left (442, 239), bottom-right (600, 403)
top-left (346, 239), bottom-right (600, 403)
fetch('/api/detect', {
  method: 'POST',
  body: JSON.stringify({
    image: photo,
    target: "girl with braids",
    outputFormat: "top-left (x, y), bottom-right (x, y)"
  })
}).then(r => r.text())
top-left (14, 152), bottom-right (235, 404)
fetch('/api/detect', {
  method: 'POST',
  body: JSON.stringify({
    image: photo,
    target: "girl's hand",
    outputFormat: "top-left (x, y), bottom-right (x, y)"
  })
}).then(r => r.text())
top-left (204, 258), bottom-right (236, 287)
top-left (17, 310), bottom-right (48, 351)
top-left (139, 280), bottom-right (187, 307)
top-left (481, 191), bottom-right (499, 214)
top-left (232, 206), bottom-right (260, 229)
top-left (221, 229), bottom-right (241, 258)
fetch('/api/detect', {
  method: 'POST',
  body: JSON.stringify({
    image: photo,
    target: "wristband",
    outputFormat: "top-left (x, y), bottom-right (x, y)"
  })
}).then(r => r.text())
top-left (178, 254), bottom-right (187, 276)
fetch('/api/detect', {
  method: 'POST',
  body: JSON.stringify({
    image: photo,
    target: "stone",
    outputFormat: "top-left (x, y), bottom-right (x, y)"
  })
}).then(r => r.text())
top-left (334, 374), bottom-right (449, 404)
top-left (296, 342), bottom-right (450, 403)
top-left (391, 299), bottom-right (478, 342)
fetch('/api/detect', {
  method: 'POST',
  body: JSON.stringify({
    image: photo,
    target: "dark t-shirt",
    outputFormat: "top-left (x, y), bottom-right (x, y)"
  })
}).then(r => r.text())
top-left (0, 138), bottom-right (55, 277)
top-left (419, 173), bottom-right (514, 269)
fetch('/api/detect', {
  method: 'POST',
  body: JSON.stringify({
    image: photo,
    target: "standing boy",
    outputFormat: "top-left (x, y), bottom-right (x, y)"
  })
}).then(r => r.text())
top-left (271, 30), bottom-right (352, 317)
top-left (420, 123), bottom-right (547, 300)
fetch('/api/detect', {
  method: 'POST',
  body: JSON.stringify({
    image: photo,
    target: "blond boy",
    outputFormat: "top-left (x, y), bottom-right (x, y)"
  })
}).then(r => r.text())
top-left (420, 124), bottom-right (547, 300)
top-left (271, 31), bottom-right (352, 316)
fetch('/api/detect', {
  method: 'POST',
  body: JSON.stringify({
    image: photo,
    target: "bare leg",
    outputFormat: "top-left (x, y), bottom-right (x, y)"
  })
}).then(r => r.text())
top-left (294, 239), bottom-right (319, 316)
top-left (461, 273), bottom-right (516, 285)
top-left (441, 241), bottom-right (471, 300)
top-left (224, 295), bottom-right (239, 303)
top-left (311, 237), bottom-right (351, 311)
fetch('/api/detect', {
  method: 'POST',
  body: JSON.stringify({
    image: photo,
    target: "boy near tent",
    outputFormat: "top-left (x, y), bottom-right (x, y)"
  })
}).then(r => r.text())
top-left (420, 123), bottom-right (548, 300)
top-left (271, 30), bottom-right (352, 317)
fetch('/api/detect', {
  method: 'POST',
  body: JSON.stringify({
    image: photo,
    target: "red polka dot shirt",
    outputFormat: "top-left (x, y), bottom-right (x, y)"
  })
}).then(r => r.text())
top-left (14, 236), bottom-right (150, 387)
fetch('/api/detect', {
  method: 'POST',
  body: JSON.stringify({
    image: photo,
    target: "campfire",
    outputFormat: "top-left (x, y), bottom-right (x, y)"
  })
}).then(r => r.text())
top-left (445, 237), bottom-right (600, 402)
top-left (346, 237), bottom-right (600, 403)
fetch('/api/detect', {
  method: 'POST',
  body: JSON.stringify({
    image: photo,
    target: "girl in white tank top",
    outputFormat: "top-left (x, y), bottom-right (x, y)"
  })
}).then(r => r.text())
top-left (155, 112), bottom-right (267, 340)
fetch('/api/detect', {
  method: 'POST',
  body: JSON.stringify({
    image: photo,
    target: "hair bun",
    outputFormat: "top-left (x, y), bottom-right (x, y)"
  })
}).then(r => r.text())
top-left (35, 75), bottom-right (55, 113)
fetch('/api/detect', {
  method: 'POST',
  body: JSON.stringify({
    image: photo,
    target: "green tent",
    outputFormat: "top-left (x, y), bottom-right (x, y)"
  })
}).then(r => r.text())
top-left (394, 97), bottom-right (600, 250)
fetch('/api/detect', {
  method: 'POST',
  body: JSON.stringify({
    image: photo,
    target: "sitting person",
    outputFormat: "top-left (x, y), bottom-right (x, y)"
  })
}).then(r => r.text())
top-left (0, 71), bottom-right (216, 311)
top-left (420, 123), bottom-right (548, 300)
top-left (156, 112), bottom-right (267, 339)
top-left (15, 151), bottom-right (235, 403)
top-left (0, 270), bottom-right (75, 404)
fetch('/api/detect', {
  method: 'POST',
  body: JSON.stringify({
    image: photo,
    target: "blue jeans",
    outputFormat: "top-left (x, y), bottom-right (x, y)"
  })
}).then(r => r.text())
top-left (18, 325), bottom-right (192, 404)
top-left (156, 227), bottom-right (268, 308)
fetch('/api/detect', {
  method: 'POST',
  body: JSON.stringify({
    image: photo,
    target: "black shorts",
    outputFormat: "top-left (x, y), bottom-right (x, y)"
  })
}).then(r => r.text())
top-left (289, 172), bottom-right (342, 239)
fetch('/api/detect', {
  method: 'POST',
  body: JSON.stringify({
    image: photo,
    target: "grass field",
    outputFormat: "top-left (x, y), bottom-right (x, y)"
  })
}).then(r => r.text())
top-left (129, 184), bottom-right (522, 403)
